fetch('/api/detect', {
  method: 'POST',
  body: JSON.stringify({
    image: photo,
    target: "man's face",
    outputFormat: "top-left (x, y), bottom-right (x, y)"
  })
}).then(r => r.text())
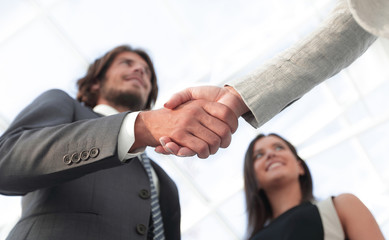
top-left (97, 51), bottom-right (153, 111)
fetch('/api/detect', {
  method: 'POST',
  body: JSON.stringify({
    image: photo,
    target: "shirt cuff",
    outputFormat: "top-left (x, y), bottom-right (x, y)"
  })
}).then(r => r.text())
top-left (117, 111), bottom-right (146, 162)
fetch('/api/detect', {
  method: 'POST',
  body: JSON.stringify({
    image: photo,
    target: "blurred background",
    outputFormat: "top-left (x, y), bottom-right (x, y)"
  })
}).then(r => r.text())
top-left (1, 0), bottom-right (389, 239)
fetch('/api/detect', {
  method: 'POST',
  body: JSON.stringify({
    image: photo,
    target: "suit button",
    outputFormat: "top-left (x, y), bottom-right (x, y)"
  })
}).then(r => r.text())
top-left (71, 152), bottom-right (81, 163)
top-left (136, 224), bottom-right (147, 235)
top-left (63, 154), bottom-right (71, 165)
top-left (80, 150), bottom-right (90, 161)
top-left (139, 189), bottom-right (150, 199)
top-left (89, 147), bottom-right (99, 158)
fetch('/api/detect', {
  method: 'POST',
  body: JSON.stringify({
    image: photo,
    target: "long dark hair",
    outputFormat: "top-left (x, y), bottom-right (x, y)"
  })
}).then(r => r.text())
top-left (76, 45), bottom-right (158, 110)
top-left (243, 133), bottom-right (314, 239)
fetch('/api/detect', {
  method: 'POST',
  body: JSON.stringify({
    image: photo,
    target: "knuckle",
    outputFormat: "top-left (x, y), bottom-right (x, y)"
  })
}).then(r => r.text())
top-left (209, 136), bottom-right (221, 149)
top-left (171, 131), bottom-right (186, 141)
top-left (196, 144), bottom-right (209, 159)
top-left (219, 107), bottom-right (230, 120)
top-left (219, 125), bottom-right (231, 138)
top-left (210, 145), bottom-right (219, 155)
top-left (220, 135), bottom-right (232, 148)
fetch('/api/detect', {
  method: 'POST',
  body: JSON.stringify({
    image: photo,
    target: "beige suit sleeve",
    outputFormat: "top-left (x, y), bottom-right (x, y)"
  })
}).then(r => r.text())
top-left (228, 0), bottom-right (376, 128)
top-left (348, 0), bottom-right (389, 39)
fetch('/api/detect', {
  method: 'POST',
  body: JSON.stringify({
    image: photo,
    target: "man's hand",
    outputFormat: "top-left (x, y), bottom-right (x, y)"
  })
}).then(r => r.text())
top-left (155, 85), bottom-right (249, 157)
top-left (164, 85), bottom-right (249, 117)
top-left (132, 99), bottom-right (238, 159)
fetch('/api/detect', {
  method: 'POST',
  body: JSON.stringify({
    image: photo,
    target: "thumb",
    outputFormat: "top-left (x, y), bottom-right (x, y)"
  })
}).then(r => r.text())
top-left (164, 88), bottom-right (193, 109)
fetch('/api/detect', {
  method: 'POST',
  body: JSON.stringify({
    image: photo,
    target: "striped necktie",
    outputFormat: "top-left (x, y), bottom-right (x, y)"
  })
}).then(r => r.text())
top-left (139, 153), bottom-right (165, 240)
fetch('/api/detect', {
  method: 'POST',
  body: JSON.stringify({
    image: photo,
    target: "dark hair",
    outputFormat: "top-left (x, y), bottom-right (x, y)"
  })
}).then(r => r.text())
top-left (76, 45), bottom-right (158, 110)
top-left (243, 133), bottom-right (314, 239)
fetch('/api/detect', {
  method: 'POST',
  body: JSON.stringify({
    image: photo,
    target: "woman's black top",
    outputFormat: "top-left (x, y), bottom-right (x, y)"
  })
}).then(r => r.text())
top-left (251, 202), bottom-right (324, 240)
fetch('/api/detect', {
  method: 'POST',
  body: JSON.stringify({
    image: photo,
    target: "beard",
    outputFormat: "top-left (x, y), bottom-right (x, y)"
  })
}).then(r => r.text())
top-left (100, 85), bottom-right (146, 111)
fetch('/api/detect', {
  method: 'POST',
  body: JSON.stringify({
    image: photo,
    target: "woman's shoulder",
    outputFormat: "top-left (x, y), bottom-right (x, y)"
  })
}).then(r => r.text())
top-left (315, 194), bottom-right (363, 218)
top-left (332, 193), bottom-right (365, 221)
top-left (332, 193), bottom-right (367, 226)
top-left (333, 193), bottom-right (361, 206)
top-left (316, 193), bottom-right (361, 211)
top-left (331, 193), bottom-right (384, 239)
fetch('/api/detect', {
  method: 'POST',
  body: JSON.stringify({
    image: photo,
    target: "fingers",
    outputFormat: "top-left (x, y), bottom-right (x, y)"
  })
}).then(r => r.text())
top-left (155, 137), bottom-right (205, 157)
top-left (190, 99), bottom-right (238, 148)
top-left (203, 101), bottom-right (239, 134)
top-left (167, 97), bottom-right (238, 151)
top-left (197, 114), bottom-right (231, 150)
top-left (159, 136), bottom-right (175, 154)
top-left (164, 86), bottom-right (239, 134)
top-left (164, 86), bottom-right (223, 110)
top-left (170, 123), bottom-right (219, 158)
top-left (154, 144), bottom-right (197, 157)
top-left (162, 101), bottom-right (235, 157)
top-left (162, 101), bottom-right (227, 158)
top-left (140, 99), bottom-right (236, 158)
top-left (159, 136), bottom-right (196, 157)
top-left (176, 147), bottom-right (196, 157)
top-left (157, 86), bottom-right (242, 158)
top-left (154, 145), bottom-right (171, 155)
top-left (191, 123), bottom-right (223, 156)
top-left (164, 89), bottom-right (193, 109)
top-left (179, 100), bottom-right (235, 157)
top-left (164, 143), bottom-right (196, 157)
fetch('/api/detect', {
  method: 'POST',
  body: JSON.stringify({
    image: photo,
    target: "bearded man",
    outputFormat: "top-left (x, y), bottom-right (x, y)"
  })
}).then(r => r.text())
top-left (0, 45), bottom-right (237, 240)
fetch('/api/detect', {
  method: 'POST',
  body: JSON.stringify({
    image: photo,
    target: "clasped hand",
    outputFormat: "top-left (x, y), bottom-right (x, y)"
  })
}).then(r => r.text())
top-left (134, 97), bottom-right (239, 158)
top-left (152, 86), bottom-right (249, 158)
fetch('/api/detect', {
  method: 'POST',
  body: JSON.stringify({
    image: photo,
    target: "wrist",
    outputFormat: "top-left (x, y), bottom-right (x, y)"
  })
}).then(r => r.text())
top-left (224, 85), bottom-right (249, 117)
top-left (131, 111), bottom-right (159, 151)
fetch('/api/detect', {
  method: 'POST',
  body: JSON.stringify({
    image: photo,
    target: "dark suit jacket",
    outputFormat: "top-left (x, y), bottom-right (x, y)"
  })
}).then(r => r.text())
top-left (0, 89), bottom-right (181, 240)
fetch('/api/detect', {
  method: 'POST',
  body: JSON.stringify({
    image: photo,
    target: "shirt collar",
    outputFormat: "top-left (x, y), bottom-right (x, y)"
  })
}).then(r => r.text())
top-left (93, 104), bottom-right (119, 116)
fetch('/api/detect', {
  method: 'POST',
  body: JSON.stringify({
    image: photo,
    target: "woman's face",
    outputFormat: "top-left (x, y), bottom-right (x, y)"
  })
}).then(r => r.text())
top-left (252, 135), bottom-right (305, 190)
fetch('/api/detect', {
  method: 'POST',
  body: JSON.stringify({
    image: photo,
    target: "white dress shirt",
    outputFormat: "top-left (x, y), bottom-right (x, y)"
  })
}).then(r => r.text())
top-left (93, 105), bottom-right (160, 195)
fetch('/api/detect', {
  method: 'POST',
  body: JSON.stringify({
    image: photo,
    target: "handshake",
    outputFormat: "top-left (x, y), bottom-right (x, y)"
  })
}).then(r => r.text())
top-left (133, 85), bottom-right (249, 159)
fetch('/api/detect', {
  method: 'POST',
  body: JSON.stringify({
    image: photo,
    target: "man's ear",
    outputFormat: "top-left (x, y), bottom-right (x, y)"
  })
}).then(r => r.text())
top-left (91, 81), bottom-right (100, 92)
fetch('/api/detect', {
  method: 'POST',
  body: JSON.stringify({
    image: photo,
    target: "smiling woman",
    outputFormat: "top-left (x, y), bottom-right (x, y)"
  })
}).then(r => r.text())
top-left (243, 133), bottom-right (384, 240)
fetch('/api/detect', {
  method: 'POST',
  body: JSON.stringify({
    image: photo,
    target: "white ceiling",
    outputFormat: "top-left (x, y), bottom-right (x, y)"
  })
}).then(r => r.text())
top-left (1, 0), bottom-right (389, 239)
